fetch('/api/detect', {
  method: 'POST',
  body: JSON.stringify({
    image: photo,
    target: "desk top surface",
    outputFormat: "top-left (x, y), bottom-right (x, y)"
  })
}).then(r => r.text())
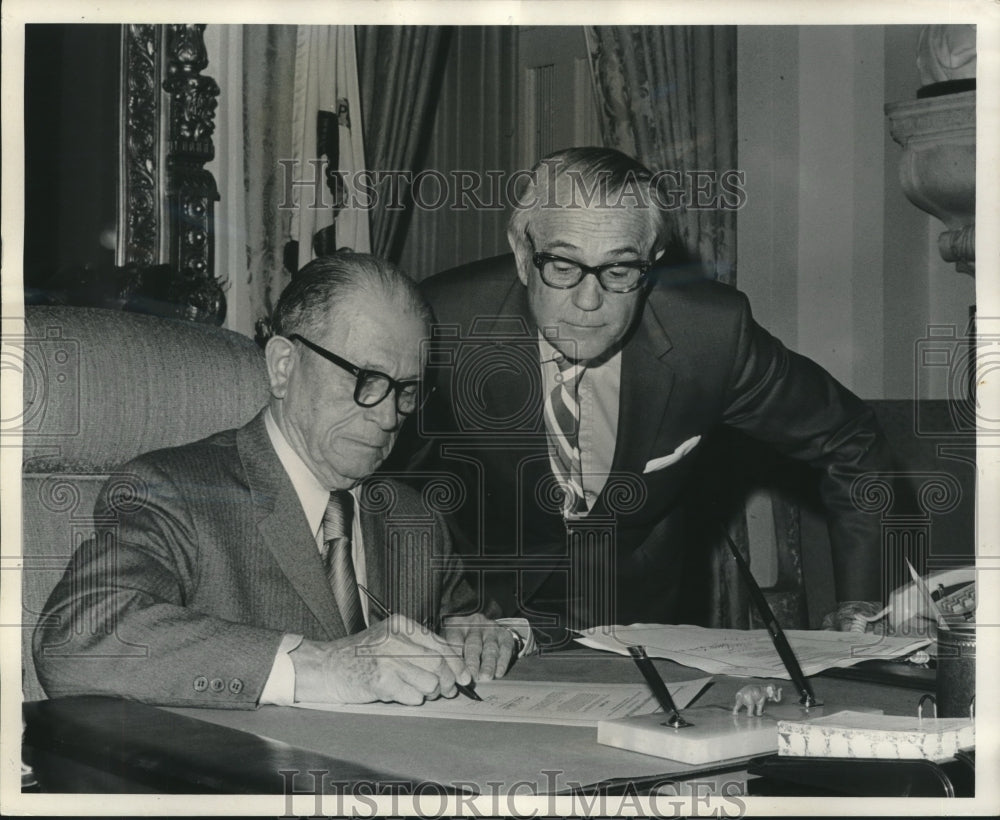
top-left (155, 651), bottom-right (929, 794)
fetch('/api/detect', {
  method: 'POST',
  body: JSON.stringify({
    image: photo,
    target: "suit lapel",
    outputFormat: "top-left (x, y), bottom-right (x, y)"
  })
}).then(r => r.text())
top-left (358, 498), bottom-right (387, 621)
top-left (238, 411), bottom-right (346, 638)
top-left (610, 298), bottom-right (676, 476)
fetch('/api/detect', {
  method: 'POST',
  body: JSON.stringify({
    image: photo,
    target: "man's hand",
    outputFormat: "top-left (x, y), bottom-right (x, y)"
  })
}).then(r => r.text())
top-left (821, 600), bottom-right (886, 632)
top-left (290, 614), bottom-right (473, 705)
top-left (441, 613), bottom-right (517, 681)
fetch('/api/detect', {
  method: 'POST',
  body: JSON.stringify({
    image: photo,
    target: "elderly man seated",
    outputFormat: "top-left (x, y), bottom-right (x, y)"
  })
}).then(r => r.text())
top-left (34, 252), bottom-right (517, 708)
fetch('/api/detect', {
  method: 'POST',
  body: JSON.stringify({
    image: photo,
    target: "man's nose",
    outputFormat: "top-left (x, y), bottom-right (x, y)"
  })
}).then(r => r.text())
top-left (572, 273), bottom-right (604, 311)
top-left (366, 395), bottom-right (401, 432)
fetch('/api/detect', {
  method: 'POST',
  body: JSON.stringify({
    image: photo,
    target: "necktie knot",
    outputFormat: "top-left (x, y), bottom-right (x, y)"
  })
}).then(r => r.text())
top-left (555, 357), bottom-right (585, 390)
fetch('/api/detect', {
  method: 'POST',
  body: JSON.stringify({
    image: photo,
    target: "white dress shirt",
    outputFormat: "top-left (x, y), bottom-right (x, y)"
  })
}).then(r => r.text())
top-left (258, 408), bottom-right (368, 705)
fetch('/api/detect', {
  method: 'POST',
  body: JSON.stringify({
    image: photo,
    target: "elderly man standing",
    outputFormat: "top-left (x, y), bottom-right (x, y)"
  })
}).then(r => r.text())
top-left (34, 252), bottom-right (515, 708)
top-left (410, 147), bottom-right (892, 639)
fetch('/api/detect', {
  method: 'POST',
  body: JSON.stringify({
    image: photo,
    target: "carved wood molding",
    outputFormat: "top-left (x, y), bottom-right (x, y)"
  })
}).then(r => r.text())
top-left (163, 24), bottom-right (220, 279)
top-left (116, 23), bottom-right (224, 322)
top-left (117, 24), bottom-right (162, 268)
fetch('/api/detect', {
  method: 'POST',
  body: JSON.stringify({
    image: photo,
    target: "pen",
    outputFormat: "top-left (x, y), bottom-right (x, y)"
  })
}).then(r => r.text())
top-left (905, 558), bottom-right (949, 631)
top-left (627, 645), bottom-right (692, 728)
top-left (720, 525), bottom-right (821, 708)
top-left (356, 584), bottom-right (482, 702)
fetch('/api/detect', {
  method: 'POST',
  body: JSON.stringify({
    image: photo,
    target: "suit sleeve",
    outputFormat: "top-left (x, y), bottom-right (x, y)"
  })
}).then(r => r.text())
top-left (32, 459), bottom-right (285, 708)
top-left (721, 292), bottom-right (893, 603)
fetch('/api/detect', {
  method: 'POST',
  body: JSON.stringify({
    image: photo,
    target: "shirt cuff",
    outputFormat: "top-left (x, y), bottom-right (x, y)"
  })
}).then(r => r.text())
top-left (496, 617), bottom-right (537, 657)
top-left (259, 633), bottom-right (304, 705)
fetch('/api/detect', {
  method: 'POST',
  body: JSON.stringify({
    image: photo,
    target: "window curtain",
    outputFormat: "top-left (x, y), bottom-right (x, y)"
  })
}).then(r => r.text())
top-left (395, 26), bottom-right (519, 280)
top-left (356, 26), bottom-right (452, 263)
top-left (584, 26), bottom-right (737, 285)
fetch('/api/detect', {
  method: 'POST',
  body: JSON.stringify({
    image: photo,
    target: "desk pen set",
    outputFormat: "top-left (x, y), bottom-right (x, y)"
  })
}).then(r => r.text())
top-left (599, 527), bottom-right (975, 774)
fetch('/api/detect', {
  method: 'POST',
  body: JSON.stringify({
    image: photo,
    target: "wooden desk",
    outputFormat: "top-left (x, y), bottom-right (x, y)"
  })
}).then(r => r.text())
top-left (22, 651), bottom-right (934, 795)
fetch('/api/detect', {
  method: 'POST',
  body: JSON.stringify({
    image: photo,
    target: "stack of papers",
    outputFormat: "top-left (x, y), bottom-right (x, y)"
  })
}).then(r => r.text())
top-left (574, 624), bottom-right (931, 679)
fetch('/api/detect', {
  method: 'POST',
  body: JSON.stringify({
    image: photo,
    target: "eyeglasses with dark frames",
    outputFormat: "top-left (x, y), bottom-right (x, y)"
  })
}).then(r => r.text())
top-left (527, 234), bottom-right (651, 293)
top-left (288, 334), bottom-right (428, 416)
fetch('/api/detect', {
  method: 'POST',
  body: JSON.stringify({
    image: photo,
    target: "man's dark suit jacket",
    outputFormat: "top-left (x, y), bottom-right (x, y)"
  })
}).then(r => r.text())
top-left (410, 254), bottom-right (891, 629)
top-left (33, 410), bottom-right (480, 708)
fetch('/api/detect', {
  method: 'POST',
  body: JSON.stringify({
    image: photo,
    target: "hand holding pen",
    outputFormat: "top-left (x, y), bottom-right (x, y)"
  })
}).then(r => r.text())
top-left (358, 585), bottom-right (483, 701)
top-left (289, 588), bottom-right (479, 706)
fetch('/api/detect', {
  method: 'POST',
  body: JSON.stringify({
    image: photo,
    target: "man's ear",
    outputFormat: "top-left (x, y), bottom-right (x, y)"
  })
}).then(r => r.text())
top-left (265, 335), bottom-right (297, 398)
top-left (507, 228), bottom-right (531, 286)
top-left (515, 257), bottom-right (530, 287)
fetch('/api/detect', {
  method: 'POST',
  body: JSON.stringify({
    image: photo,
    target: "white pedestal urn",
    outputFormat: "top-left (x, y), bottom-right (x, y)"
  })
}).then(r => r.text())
top-left (885, 90), bottom-right (975, 276)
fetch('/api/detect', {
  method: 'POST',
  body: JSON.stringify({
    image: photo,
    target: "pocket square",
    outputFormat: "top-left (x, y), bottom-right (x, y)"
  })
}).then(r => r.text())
top-left (643, 435), bottom-right (702, 474)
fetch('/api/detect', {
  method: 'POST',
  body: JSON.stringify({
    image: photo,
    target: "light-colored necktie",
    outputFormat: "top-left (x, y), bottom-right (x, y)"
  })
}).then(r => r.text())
top-left (543, 357), bottom-right (586, 516)
top-left (322, 490), bottom-right (365, 633)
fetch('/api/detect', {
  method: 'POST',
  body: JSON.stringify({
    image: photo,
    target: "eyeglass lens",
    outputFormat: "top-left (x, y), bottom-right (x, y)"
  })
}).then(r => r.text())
top-left (536, 255), bottom-right (644, 292)
top-left (356, 373), bottom-right (420, 414)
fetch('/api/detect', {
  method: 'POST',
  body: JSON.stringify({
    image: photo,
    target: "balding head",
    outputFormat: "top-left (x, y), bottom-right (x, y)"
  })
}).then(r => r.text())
top-left (265, 252), bottom-right (431, 489)
top-left (271, 251), bottom-right (431, 343)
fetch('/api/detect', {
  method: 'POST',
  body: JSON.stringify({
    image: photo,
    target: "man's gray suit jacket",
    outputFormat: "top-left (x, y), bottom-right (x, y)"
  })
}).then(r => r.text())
top-left (33, 410), bottom-right (480, 708)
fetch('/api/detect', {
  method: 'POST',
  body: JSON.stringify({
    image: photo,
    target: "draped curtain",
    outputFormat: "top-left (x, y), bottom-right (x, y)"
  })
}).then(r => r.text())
top-left (584, 27), bottom-right (737, 285)
top-left (242, 25), bottom-right (297, 335)
top-left (356, 27), bottom-right (452, 263)
top-left (396, 26), bottom-right (518, 280)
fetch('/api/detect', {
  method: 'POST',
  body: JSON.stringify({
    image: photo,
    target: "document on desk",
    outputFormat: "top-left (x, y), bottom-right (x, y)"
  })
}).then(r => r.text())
top-left (294, 677), bottom-right (712, 727)
top-left (574, 624), bottom-right (931, 678)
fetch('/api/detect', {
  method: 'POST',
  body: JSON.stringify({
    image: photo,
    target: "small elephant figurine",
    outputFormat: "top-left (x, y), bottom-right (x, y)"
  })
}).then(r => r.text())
top-left (732, 683), bottom-right (783, 716)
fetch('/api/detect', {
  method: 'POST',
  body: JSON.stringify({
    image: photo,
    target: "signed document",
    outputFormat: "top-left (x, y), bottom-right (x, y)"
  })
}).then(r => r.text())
top-left (574, 624), bottom-right (932, 679)
top-left (294, 678), bottom-right (712, 727)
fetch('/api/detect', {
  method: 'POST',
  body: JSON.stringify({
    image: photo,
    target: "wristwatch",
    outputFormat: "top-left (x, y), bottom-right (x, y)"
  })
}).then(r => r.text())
top-left (508, 627), bottom-right (525, 656)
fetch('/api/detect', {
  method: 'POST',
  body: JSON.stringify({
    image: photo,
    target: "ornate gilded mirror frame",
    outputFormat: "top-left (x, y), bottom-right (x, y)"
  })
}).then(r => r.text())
top-left (117, 24), bottom-right (224, 319)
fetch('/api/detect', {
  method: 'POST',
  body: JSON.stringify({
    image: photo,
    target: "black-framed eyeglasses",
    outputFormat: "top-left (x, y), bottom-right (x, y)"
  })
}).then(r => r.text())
top-left (288, 334), bottom-right (427, 416)
top-left (527, 234), bottom-right (651, 294)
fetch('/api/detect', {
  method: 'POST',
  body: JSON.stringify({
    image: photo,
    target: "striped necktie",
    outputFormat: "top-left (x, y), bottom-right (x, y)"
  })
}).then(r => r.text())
top-left (322, 490), bottom-right (365, 634)
top-left (543, 356), bottom-right (586, 517)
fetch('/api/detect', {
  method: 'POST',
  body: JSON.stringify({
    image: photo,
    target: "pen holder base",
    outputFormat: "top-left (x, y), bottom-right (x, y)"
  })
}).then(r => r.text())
top-left (597, 704), bottom-right (880, 765)
top-left (765, 701), bottom-right (828, 720)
